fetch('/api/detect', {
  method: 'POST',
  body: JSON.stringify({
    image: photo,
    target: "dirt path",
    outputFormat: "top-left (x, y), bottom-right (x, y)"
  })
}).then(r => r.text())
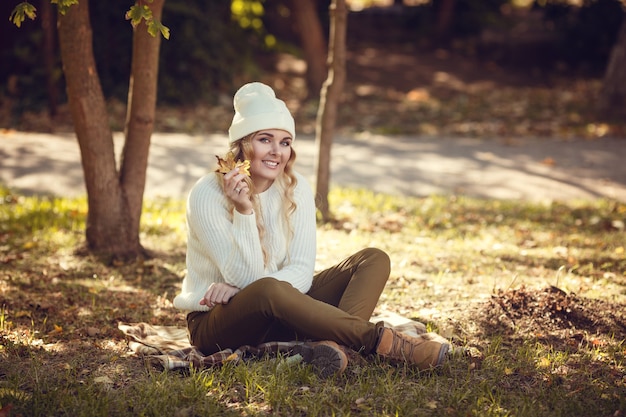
top-left (1, 130), bottom-right (625, 202)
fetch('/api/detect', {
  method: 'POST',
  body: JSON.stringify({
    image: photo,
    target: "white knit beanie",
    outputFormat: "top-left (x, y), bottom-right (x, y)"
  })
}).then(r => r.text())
top-left (228, 82), bottom-right (295, 143)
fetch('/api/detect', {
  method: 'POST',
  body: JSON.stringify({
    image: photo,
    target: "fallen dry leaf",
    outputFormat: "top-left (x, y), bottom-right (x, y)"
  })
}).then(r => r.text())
top-left (48, 324), bottom-right (63, 335)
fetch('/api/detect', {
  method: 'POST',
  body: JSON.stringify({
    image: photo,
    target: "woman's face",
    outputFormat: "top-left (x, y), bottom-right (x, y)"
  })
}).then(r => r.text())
top-left (249, 129), bottom-right (293, 192)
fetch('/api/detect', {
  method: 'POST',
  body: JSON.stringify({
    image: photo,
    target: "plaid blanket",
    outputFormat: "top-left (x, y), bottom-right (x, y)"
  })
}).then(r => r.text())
top-left (118, 311), bottom-right (432, 371)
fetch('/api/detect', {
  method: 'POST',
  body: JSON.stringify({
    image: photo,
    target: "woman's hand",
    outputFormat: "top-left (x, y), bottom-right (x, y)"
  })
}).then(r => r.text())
top-left (200, 282), bottom-right (240, 308)
top-left (224, 168), bottom-right (253, 215)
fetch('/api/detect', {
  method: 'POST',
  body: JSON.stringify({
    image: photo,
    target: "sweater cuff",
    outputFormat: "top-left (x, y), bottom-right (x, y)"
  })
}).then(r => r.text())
top-left (232, 209), bottom-right (256, 228)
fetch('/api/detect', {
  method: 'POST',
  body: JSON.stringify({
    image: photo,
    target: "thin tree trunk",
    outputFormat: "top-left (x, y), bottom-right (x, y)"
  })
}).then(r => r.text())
top-left (314, 0), bottom-right (347, 222)
top-left (435, 0), bottom-right (456, 43)
top-left (57, 0), bottom-right (139, 260)
top-left (598, 17), bottom-right (626, 116)
top-left (290, 0), bottom-right (328, 99)
top-left (41, 0), bottom-right (58, 119)
top-left (120, 0), bottom-right (165, 252)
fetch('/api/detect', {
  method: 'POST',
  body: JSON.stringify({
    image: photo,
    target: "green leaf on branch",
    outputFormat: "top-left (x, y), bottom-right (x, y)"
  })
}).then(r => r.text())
top-left (147, 19), bottom-right (170, 39)
top-left (126, 3), bottom-right (170, 39)
top-left (51, 0), bottom-right (79, 15)
top-left (125, 4), bottom-right (153, 28)
top-left (9, 2), bottom-right (36, 27)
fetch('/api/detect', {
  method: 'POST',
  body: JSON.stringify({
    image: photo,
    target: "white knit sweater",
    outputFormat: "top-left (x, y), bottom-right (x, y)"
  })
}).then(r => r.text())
top-left (173, 170), bottom-right (317, 312)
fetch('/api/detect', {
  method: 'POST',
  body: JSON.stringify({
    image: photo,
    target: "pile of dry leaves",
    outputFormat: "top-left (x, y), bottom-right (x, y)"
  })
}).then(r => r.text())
top-left (474, 285), bottom-right (626, 350)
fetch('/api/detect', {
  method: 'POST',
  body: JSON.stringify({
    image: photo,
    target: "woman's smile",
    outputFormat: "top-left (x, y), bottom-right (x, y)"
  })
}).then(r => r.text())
top-left (262, 160), bottom-right (280, 168)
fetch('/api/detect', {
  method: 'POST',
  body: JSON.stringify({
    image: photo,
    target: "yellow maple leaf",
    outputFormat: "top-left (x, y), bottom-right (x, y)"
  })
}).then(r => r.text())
top-left (215, 152), bottom-right (250, 177)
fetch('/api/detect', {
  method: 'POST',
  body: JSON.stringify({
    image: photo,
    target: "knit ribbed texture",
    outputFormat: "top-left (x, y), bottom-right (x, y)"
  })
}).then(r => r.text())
top-left (173, 171), bottom-right (316, 311)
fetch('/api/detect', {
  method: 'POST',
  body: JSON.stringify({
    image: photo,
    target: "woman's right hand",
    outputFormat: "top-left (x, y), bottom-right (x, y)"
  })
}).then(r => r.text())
top-left (224, 168), bottom-right (253, 215)
top-left (200, 282), bottom-right (240, 308)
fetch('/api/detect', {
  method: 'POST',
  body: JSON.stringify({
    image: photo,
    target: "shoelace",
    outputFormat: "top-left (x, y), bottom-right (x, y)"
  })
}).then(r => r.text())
top-left (390, 332), bottom-right (422, 362)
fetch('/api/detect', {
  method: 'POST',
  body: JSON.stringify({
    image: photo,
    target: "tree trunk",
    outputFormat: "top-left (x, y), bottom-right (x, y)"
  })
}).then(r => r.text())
top-left (119, 0), bottom-right (164, 256)
top-left (41, 0), bottom-right (58, 119)
top-left (57, 0), bottom-right (142, 261)
top-left (289, 0), bottom-right (328, 99)
top-left (314, 0), bottom-right (347, 222)
top-left (598, 16), bottom-right (626, 117)
top-left (435, 0), bottom-right (455, 43)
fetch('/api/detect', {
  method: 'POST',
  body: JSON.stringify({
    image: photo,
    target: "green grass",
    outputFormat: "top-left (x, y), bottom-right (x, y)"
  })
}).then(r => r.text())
top-left (1, 185), bottom-right (625, 416)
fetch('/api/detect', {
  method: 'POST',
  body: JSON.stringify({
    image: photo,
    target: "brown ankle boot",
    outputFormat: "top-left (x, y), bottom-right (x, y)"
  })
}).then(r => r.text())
top-left (375, 327), bottom-right (450, 370)
top-left (295, 340), bottom-right (348, 378)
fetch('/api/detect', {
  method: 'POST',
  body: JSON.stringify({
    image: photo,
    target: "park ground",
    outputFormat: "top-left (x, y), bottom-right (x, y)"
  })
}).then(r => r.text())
top-left (1, 45), bottom-right (625, 416)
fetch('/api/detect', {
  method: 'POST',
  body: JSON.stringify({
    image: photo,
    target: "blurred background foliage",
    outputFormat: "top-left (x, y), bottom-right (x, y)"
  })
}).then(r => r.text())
top-left (0, 0), bottom-right (623, 111)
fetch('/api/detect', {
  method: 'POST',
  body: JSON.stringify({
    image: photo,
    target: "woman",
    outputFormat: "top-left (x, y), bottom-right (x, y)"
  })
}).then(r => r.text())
top-left (173, 82), bottom-right (450, 376)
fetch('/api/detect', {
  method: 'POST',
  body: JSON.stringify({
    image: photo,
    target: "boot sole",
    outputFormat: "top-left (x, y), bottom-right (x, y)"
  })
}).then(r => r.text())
top-left (435, 342), bottom-right (451, 367)
top-left (296, 342), bottom-right (347, 378)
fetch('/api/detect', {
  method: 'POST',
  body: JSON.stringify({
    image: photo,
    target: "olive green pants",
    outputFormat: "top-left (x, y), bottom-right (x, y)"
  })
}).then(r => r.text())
top-left (187, 247), bottom-right (390, 355)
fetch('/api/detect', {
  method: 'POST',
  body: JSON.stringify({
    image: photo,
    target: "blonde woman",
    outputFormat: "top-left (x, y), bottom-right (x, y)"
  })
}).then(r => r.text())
top-left (173, 82), bottom-right (450, 376)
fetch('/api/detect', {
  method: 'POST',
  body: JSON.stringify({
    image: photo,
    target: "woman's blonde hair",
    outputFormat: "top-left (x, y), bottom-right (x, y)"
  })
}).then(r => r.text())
top-left (218, 133), bottom-right (298, 265)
